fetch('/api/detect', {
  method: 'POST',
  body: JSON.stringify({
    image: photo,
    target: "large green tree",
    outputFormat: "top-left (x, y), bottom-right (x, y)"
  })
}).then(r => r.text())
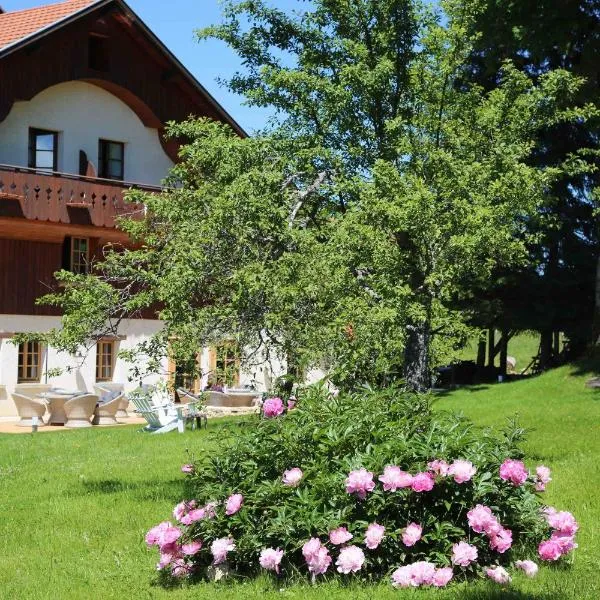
top-left (36, 0), bottom-right (592, 391)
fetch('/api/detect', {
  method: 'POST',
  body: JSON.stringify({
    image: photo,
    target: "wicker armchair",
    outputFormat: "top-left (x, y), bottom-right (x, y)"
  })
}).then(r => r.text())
top-left (64, 394), bottom-right (98, 428)
top-left (12, 393), bottom-right (47, 427)
top-left (92, 394), bottom-right (123, 425)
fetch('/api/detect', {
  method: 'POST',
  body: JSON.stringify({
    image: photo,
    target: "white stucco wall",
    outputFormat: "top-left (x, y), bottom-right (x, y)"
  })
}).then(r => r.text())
top-left (0, 81), bottom-right (173, 186)
top-left (0, 315), bottom-right (168, 417)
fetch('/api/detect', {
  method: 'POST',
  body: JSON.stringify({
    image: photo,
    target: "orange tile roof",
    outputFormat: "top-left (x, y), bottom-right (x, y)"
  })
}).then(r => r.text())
top-left (0, 0), bottom-right (100, 49)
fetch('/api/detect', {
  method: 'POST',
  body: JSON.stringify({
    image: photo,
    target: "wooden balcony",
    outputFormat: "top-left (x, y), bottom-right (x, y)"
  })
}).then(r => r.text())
top-left (0, 164), bottom-right (160, 229)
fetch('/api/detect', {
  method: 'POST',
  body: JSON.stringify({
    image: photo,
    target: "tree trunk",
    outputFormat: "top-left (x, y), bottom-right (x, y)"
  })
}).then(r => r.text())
top-left (487, 329), bottom-right (495, 367)
top-left (539, 329), bottom-right (553, 370)
top-left (476, 338), bottom-right (486, 368)
top-left (404, 322), bottom-right (431, 392)
top-left (499, 330), bottom-right (508, 377)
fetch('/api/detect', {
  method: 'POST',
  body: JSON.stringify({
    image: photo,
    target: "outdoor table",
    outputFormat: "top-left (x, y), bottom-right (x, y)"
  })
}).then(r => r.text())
top-left (39, 392), bottom-right (77, 425)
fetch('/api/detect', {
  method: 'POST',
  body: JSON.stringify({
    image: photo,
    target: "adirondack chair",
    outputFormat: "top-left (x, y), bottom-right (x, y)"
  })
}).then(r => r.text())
top-left (129, 387), bottom-right (179, 433)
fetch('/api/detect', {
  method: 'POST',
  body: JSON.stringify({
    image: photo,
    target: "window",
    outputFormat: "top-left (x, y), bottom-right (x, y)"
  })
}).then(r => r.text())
top-left (211, 343), bottom-right (240, 387)
top-left (28, 128), bottom-right (58, 171)
top-left (89, 34), bottom-right (110, 71)
top-left (70, 237), bottom-right (89, 274)
top-left (96, 340), bottom-right (115, 381)
top-left (98, 140), bottom-right (124, 180)
top-left (18, 342), bottom-right (42, 383)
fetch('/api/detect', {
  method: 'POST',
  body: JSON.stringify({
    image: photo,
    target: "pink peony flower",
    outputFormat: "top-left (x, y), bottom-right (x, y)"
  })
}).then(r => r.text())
top-left (365, 523), bottom-right (385, 550)
top-left (171, 558), bottom-right (193, 578)
top-left (448, 460), bottom-right (477, 484)
top-left (180, 508), bottom-right (206, 525)
top-left (203, 501), bottom-right (218, 519)
top-left (538, 539), bottom-right (563, 561)
top-left (287, 399), bottom-right (296, 410)
top-left (550, 532), bottom-right (578, 554)
top-left (427, 460), bottom-right (450, 476)
top-left (467, 504), bottom-right (499, 535)
top-left (157, 543), bottom-right (181, 569)
top-left (535, 465), bottom-right (551, 491)
top-left (263, 397), bottom-right (285, 418)
top-left (302, 538), bottom-right (322, 561)
top-left (345, 468), bottom-right (376, 500)
top-left (211, 537), bottom-right (235, 565)
top-left (282, 468), bottom-right (303, 487)
top-left (181, 464), bottom-right (194, 474)
top-left (499, 459), bottom-right (528, 486)
top-left (410, 561), bottom-right (436, 586)
top-left (515, 560), bottom-right (538, 578)
top-left (336, 545), bottom-right (365, 574)
top-left (489, 528), bottom-right (513, 554)
top-left (329, 527), bottom-right (353, 545)
top-left (486, 566), bottom-right (511, 584)
top-left (432, 567), bottom-right (453, 587)
top-left (145, 521), bottom-right (172, 547)
top-left (391, 565), bottom-right (413, 588)
top-left (411, 472), bottom-right (435, 492)
top-left (451, 542), bottom-right (478, 567)
top-left (181, 541), bottom-right (202, 555)
top-left (402, 523), bottom-right (423, 547)
top-left (259, 547), bottom-right (284, 573)
top-left (546, 510), bottom-right (578, 536)
top-left (173, 500), bottom-right (197, 522)
top-left (379, 465), bottom-right (413, 491)
top-left (225, 493), bottom-right (243, 516)
top-left (157, 525), bottom-right (182, 549)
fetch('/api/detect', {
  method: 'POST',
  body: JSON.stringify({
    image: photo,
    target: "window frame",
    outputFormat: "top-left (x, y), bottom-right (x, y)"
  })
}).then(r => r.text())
top-left (96, 339), bottom-right (116, 382)
top-left (28, 128), bottom-right (58, 172)
top-left (212, 342), bottom-right (241, 387)
top-left (70, 237), bottom-right (90, 275)
top-left (17, 341), bottom-right (42, 383)
top-left (98, 139), bottom-right (125, 181)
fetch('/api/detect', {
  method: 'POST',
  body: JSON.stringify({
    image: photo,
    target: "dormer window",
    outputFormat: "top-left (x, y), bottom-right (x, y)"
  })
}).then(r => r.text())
top-left (28, 128), bottom-right (58, 171)
top-left (88, 34), bottom-right (110, 71)
top-left (98, 139), bottom-right (124, 180)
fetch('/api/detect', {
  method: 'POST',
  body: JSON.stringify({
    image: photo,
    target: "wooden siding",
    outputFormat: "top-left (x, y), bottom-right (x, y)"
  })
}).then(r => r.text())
top-left (0, 237), bottom-right (62, 315)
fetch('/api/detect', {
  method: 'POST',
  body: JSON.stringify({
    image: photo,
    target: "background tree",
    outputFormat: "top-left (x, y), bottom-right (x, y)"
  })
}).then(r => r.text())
top-left (36, 0), bottom-right (593, 392)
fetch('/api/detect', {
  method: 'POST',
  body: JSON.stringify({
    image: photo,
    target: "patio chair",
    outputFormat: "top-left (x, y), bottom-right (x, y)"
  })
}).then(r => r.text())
top-left (95, 384), bottom-right (130, 418)
top-left (92, 394), bottom-right (123, 425)
top-left (130, 388), bottom-right (178, 433)
top-left (11, 392), bottom-right (47, 427)
top-left (64, 394), bottom-right (99, 428)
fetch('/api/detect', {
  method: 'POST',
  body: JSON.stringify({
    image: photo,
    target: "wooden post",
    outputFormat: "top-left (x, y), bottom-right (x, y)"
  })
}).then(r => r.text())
top-left (487, 329), bottom-right (495, 367)
top-left (553, 331), bottom-right (560, 358)
top-left (476, 338), bottom-right (486, 367)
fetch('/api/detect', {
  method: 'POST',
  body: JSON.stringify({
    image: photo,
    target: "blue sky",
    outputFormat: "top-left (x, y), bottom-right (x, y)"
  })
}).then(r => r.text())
top-left (2, 0), bottom-right (304, 132)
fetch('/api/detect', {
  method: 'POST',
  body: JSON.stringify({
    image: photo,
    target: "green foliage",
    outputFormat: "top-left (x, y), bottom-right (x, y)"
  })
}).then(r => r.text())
top-left (183, 386), bottom-right (546, 578)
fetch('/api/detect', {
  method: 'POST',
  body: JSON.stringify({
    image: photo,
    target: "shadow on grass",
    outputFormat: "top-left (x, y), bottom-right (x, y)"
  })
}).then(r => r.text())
top-left (77, 477), bottom-right (184, 502)
top-left (458, 590), bottom-right (568, 600)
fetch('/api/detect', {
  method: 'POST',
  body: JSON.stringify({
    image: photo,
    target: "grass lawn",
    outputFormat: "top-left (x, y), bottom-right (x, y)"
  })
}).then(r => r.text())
top-left (1, 362), bottom-right (599, 599)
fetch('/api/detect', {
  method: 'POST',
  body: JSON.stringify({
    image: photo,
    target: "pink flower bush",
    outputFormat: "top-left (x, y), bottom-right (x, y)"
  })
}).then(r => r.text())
top-left (173, 500), bottom-right (197, 522)
top-left (515, 560), bottom-right (538, 578)
top-left (467, 504), bottom-right (499, 535)
top-left (335, 545), bottom-right (365, 574)
top-left (211, 537), bottom-right (235, 565)
top-left (538, 539), bottom-right (563, 561)
top-left (451, 542), bottom-right (478, 567)
top-left (225, 493), bottom-right (243, 516)
top-left (379, 465), bottom-right (413, 491)
top-left (402, 523), bottom-right (423, 547)
top-left (345, 468), bottom-right (376, 499)
top-left (545, 510), bottom-right (578, 536)
top-left (550, 533), bottom-right (577, 554)
top-left (171, 558), bottom-right (193, 578)
top-left (411, 472), bottom-right (434, 492)
top-left (181, 464), bottom-right (194, 474)
top-left (489, 528), bottom-right (513, 553)
top-left (259, 547), bottom-right (284, 573)
top-left (535, 465), bottom-right (551, 491)
top-left (410, 561), bottom-right (436, 586)
top-left (145, 521), bottom-right (182, 549)
top-left (499, 459), bottom-right (528, 486)
top-left (329, 527), bottom-right (353, 545)
top-left (391, 565), bottom-right (413, 588)
top-left (282, 468), bottom-right (303, 487)
top-left (302, 538), bottom-right (331, 575)
top-left (427, 460), bottom-right (450, 476)
top-left (181, 541), bottom-right (202, 556)
top-left (448, 460), bottom-right (477, 483)
top-left (365, 523), bottom-right (385, 549)
top-left (287, 399), bottom-right (296, 410)
top-left (486, 566), bottom-right (511, 584)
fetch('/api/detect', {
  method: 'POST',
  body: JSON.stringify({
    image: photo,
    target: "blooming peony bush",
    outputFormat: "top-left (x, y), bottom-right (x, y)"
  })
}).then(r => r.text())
top-left (146, 386), bottom-right (578, 586)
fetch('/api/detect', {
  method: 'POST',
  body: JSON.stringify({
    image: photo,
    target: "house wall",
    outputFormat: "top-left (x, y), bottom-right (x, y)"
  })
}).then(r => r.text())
top-left (0, 314), bottom-right (168, 417)
top-left (0, 81), bottom-right (173, 185)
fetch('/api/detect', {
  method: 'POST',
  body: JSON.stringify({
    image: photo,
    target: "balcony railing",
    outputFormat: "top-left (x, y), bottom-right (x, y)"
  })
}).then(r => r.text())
top-left (0, 164), bottom-right (161, 228)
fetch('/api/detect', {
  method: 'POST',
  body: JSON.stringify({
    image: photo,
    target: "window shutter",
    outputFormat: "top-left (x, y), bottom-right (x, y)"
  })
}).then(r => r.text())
top-left (62, 237), bottom-right (72, 271)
